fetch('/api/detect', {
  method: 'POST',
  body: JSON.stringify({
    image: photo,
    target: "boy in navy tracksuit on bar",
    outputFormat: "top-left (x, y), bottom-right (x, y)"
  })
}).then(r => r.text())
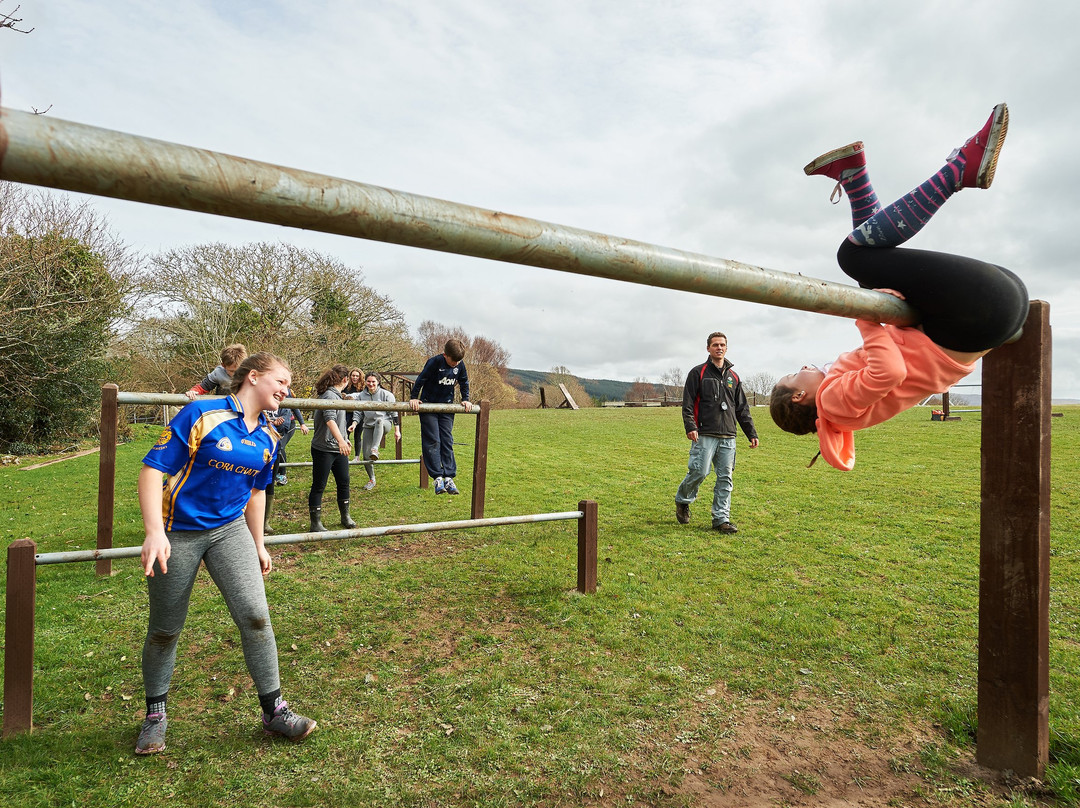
top-left (409, 338), bottom-right (472, 495)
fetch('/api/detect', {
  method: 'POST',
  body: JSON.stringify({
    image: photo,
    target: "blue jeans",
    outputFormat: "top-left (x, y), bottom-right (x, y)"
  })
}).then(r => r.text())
top-left (675, 436), bottom-right (736, 524)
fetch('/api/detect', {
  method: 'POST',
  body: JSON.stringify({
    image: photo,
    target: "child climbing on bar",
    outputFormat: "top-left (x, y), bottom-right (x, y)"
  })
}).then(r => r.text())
top-left (769, 103), bottom-right (1029, 470)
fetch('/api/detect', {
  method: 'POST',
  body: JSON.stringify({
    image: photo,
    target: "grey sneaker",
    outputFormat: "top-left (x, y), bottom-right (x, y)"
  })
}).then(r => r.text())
top-left (363, 479), bottom-right (376, 491)
top-left (444, 478), bottom-right (460, 495)
top-left (262, 701), bottom-right (316, 742)
top-left (712, 521), bottom-right (738, 535)
top-left (135, 712), bottom-right (167, 755)
top-left (675, 502), bottom-right (690, 524)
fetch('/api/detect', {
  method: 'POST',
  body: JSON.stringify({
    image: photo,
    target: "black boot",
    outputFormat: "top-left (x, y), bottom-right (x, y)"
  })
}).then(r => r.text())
top-left (263, 492), bottom-right (275, 535)
top-left (338, 499), bottom-right (357, 529)
top-left (309, 507), bottom-right (326, 533)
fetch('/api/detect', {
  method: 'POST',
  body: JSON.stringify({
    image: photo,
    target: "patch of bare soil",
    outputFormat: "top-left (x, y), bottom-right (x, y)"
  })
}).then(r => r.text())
top-left (617, 684), bottom-right (1047, 808)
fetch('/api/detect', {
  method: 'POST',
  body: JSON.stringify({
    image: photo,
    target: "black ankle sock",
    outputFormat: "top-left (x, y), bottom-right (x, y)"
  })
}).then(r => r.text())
top-left (259, 689), bottom-right (282, 716)
top-left (146, 693), bottom-right (168, 716)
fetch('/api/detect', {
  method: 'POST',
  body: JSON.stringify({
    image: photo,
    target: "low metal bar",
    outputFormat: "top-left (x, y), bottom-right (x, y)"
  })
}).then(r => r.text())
top-left (33, 511), bottom-right (584, 565)
top-left (0, 107), bottom-right (916, 325)
top-left (279, 459), bottom-right (420, 468)
top-left (115, 392), bottom-right (473, 414)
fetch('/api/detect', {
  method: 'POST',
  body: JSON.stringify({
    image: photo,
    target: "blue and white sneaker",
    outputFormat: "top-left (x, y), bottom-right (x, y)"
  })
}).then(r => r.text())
top-left (434, 477), bottom-right (446, 495)
top-left (274, 473), bottom-right (287, 486)
top-left (444, 478), bottom-right (460, 495)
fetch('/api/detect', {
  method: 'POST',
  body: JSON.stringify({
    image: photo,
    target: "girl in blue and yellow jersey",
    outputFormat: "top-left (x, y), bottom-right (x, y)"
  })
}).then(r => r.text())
top-left (134, 352), bottom-right (316, 755)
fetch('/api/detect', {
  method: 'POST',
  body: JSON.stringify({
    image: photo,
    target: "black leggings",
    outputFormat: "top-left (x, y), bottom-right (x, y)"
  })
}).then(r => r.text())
top-left (309, 448), bottom-right (350, 508)
top-left (837, 240), bottom-right (1029, 352)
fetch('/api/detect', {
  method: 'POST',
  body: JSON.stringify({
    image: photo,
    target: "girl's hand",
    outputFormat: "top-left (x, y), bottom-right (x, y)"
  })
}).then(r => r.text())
top-left (873, 287), bottom-right (906, 300)
top-left (338, 438), bottom-right (352, 456)
top-left (257, 545), bottom-right (272, 576)
top-left (141, 532), bottom-right (171, 577)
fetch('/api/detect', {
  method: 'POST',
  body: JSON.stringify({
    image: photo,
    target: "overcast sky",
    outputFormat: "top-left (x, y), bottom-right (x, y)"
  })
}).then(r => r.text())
top-left (5, 1), bottom-right (1080, 396)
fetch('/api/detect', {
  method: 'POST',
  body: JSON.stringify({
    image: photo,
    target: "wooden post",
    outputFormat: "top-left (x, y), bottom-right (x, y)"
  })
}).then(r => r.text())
top-left (96, 384), bottom-right (118, 577)
top-left (3, 539), bottom-right (37, 738)
top-left (577, 500), bottom-right (598, 594)
top-left (977, 300), bottom-right (1050, 777)
top-left (942, 390), bottom-right (952, 419)
top-left (470, 401), bottom-right (490, 519)
top-left (419, 456), bottom-right (429, 489)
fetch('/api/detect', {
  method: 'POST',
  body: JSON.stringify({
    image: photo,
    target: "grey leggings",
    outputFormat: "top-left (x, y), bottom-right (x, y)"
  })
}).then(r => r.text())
top-left (142, 517), bottom-right (280, 699)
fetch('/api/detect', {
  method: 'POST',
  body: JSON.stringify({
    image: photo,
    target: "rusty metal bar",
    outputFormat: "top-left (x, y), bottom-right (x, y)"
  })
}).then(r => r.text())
top-left (95, 384), bottom-right (118, 578)
top-left (33, 511), bottom-right (585, 565)
top-left (977, 301), bottom-right (1051, 777)
top-left (3, 539), bottom-right (37, 738)
top-left (280, 458), bottom-right (420, 468)
top-left (0, 107), bottom-right (917, 325)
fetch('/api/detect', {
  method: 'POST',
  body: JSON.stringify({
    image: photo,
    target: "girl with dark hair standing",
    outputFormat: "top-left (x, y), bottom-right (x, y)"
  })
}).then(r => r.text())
top-left (308, 364), bottom-right (356, 531)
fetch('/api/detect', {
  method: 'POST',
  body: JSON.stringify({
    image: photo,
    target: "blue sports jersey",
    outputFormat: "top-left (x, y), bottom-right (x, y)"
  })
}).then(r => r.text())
top-left (411, 354), bottom-right (470, 404)
top-left (143, 395), bottom-right (279, 531)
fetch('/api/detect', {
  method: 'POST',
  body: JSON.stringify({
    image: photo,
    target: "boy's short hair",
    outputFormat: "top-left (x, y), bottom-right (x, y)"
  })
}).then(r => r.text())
top-left (706, 331), bottom-right (727, 346)
top-left (769, 383), bottom-right (819, 435)
top-left (220, 344), bottom-right (248, 368)
top-left (443, 339), bottom-right (466, 362)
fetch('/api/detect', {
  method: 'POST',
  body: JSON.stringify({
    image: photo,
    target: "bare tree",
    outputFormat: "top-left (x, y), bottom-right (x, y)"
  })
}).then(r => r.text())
top-left (121, 242), bottom-right (414, 392)
top-left (1, 2), bottom-right (33, 34)
top-left (627, 376), bottom-right (655, 403)
top-left (744, 371), bottom-right (778, 398)
top-left (413, 320), bottom-right (520, 406)
top-left (659, 366), bottom-right (684, 400)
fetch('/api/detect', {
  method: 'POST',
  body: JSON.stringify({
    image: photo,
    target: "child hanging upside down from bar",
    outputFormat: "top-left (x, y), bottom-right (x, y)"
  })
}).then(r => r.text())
top-left (769, 103), bottom-right (1029, 470)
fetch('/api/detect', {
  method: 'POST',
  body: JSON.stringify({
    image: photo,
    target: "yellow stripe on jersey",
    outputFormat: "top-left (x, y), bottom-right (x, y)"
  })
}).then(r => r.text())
top-left (161, 407), bottom-right (243, 531)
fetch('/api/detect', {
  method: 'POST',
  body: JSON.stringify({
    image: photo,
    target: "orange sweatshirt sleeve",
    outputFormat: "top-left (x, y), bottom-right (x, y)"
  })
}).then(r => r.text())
top-left (818, 321), bottom-right (907, 418)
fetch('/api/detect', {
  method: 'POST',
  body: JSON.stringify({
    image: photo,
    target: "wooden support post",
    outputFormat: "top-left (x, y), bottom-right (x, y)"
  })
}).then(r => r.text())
top-left (471, 401), bottom-right (490, 520)
top-left (977, 300), bottom-right (1050, 777)
top-left (3, 539), bottom-right (37, 738)
top-left (95, 384), bottom-right (118, 577)
top-left (577, 500), bottom-right (598, 594)
top-left (942, 390), bottom-right (952, 419)
top-left (419, 456), bottom-right (429, 489)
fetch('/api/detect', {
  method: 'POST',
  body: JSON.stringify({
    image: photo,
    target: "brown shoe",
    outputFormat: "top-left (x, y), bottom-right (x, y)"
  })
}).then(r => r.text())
top-left (675, 503), bottom-right (690, 524)
top-left (713, 521), bottom-right (738, 534)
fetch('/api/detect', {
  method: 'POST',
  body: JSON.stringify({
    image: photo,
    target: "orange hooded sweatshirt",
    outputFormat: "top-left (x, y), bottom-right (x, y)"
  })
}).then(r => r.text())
top-left (815, 321), bottom-right (975, 471)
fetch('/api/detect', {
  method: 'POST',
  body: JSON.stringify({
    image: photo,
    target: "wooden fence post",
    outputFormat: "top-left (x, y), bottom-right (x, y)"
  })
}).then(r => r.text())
top-left (3, 539), bottom-right (37, 738)
top-left (96, 384), bottom-right (118, 577)
top-left (577, 500), bottom-right (598, 594)
top-left (977, 300), bottom-right (1050, 777)
top-left (471, 401), bottom-right (490, 519)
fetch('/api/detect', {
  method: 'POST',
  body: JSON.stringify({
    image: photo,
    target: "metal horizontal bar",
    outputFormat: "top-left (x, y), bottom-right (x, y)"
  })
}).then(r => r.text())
top-left (33, 511), bottom-right (584, 565)
top-left (279, 458), bottom-right (420, 467)
top-left (0, 107), bottom-right (916, 324)
top-left (115, 391), bottom-right (473, 414)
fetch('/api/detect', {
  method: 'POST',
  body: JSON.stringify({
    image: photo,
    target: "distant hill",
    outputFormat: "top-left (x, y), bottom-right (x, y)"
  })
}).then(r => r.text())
top-left (504, 368), bottom-right (633, 403)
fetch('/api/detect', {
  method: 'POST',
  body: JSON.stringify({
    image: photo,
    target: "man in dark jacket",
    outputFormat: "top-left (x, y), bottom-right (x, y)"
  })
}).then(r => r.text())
top-left (674, 332), bottom-right (759, 533)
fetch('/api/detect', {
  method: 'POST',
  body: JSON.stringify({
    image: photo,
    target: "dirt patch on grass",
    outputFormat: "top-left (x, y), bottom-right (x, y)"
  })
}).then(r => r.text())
top-left (620, 685), bottom-right (1040, 807)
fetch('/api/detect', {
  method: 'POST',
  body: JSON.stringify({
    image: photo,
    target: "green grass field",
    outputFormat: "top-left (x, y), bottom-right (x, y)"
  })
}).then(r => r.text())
top-left (2, 405), bottom-right (1079, 807)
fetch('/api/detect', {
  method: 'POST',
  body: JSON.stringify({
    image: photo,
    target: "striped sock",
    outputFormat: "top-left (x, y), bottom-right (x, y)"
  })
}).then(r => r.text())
top-left (839, 166), bottom-right (880, 229)
top-left (849, 158), bottom-right (964, 247)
